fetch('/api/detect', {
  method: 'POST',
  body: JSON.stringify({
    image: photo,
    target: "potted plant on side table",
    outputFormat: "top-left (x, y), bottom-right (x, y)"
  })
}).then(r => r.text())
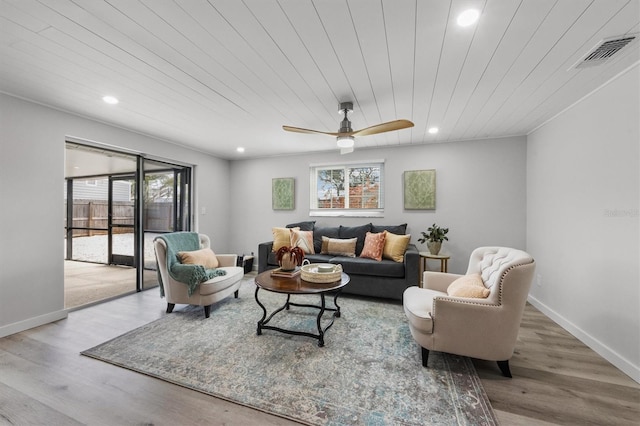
top-left (418, 223), bottom-right (449, 255)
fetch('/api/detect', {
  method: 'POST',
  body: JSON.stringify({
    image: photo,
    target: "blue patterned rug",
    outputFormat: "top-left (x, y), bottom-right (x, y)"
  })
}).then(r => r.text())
top-left (82, 280), bottom-right (497, 425)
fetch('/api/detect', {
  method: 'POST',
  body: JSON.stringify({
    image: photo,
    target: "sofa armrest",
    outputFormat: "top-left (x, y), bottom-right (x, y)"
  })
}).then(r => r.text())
top-left (403, 244), bottom-right (420, 286)
top-left (423, 271), bottom-right (462, 292)
top-left (215, 254), bottom-right (238, 268)
top-left (258, 241), bottom-right (274, 273)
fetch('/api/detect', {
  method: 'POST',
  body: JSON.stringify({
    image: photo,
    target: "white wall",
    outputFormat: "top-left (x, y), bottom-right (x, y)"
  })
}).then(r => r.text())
top-left (0, 93), bottom-right (231, 336)
top-left (229, 136), bottom-right (527, 275)
top-left (527, 64), bottom-right (640, 382)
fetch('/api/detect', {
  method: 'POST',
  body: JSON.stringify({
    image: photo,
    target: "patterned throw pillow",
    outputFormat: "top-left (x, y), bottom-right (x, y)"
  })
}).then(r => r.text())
top-left (359, 232), bottom-right (386, 261)
top-left (321, 236), bottom-right (357, 257)
top-left (382, 231), bottom-right (411, 262)
top-left (272, 227), bottom-right (299, 251)
top-left (447, 274), bottom-right (490, 298)
top-left (177, 248), bottom-right (219, 269)
top-left (290, 229), bottom-right (315, 254)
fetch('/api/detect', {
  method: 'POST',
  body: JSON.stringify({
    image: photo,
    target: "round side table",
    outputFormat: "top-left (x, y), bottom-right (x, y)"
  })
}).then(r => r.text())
top-left (419, 252), bottom-right (451, 287)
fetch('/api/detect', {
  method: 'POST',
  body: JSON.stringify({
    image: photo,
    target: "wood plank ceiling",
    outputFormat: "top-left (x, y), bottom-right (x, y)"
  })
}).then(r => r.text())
top-left (1, 0), bottom-right (638, 159)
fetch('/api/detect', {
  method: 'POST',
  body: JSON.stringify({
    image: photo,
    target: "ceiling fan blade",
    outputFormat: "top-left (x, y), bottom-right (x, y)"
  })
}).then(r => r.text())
top-left (350, 119), bottom-right (414, 137)
top-left (282, 125), bottom-right (338, 136)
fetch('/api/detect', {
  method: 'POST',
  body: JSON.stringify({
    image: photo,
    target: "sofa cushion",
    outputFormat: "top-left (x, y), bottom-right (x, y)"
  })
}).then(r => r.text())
top-left (371, 223), bottom-right (407, 235)
top-left (359, 231), bottom-right (386, 261)
top-left (321, 237), bottom-right (357, 257)
top-left (290, 229), bottom-right (315, 254)
top-left (177, 248), bottom-right (219, 269)
top-left (273, 226), bottom-right (299, 251)
top-left (313, 226), bottom-right (340, 253)
top-left (339, 223), bottom-right (372, 255)
top-left (266, 250), bottom-right (279, 266)
top-left (382, 231), bottom-right (411, 262)
top-left (330, 256), bottom-right (405, 278)
top-left (447, 274), bottom-right (490, 298)
top-left (286, 221), bottom-right (315, 231)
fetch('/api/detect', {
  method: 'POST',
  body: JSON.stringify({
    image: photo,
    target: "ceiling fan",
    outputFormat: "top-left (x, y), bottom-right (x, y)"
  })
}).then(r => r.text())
top-left (283, 102), bottom-right (414, 154)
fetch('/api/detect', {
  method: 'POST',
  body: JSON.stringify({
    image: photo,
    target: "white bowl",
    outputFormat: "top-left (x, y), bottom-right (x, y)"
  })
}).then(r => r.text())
top-left (317, 264), bottom-right (335, 273)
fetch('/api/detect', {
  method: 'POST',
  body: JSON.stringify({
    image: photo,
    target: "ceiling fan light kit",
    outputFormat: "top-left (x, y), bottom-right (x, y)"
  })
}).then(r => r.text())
top-left (283, 101), bottom-right (414, 153)
top-left (336, 135), bottom-right (355, 148)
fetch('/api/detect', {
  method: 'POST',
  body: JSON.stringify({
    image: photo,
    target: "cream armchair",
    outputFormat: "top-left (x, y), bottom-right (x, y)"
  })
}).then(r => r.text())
top-left (403, 247), bottom-right (535, 377)
top-left (154, 234), bottom-right (244, 318)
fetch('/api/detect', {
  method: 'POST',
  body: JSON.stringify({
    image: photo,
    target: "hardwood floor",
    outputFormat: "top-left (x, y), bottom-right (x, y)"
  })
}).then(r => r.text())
top-left (1, 275), bottom-right (638, 425)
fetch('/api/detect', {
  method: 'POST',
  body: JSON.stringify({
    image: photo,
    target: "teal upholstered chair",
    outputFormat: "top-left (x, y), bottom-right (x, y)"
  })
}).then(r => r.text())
top-left (154, 233), bottom-right (243, 318)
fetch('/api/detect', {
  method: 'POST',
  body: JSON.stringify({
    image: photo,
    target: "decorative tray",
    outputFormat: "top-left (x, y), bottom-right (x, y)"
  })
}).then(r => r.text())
top-left (300, 263), bottom-right (342, 283)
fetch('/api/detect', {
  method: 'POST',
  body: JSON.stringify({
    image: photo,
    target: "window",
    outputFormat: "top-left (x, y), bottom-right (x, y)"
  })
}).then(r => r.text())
top-left (310, 161), bottom-right (384, 217)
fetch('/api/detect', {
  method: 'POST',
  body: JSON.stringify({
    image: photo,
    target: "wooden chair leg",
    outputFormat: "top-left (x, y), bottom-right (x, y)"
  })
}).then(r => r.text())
top-left (166, 303), bottom-right (175, 314)
top-left (497, 360), bottom-right (512, 378)
top-left (204, 305), bottom-right (211, 318)
top-left (421, 347), bottom-right (430, 367)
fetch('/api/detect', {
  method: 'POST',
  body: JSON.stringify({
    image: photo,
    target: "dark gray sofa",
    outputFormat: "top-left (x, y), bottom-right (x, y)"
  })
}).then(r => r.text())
top-left (258, 222), bottom-right (419, 300)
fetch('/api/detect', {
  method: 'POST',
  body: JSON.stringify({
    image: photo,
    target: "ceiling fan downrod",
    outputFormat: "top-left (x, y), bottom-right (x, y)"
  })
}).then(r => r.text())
top-left (338, 101), bottom-right (353, 133)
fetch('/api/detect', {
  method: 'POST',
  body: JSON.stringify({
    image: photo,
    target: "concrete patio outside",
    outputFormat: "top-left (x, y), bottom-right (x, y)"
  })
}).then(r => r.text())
top-left (64, 233), bottom-right (160, 309)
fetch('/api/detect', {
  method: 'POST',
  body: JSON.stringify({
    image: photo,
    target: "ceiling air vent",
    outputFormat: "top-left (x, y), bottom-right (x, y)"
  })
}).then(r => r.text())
top-left (572, 34), bottom-right (638, 69)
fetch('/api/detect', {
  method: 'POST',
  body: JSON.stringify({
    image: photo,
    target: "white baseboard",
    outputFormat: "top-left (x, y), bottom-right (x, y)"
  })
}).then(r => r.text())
top-left (528, 295), bottom-right (640, 384)
top-left (0, 310), bottom-right (68, 338)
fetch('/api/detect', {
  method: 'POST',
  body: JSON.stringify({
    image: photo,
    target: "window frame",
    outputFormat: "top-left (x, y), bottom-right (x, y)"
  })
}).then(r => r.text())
top-left (309, 160), bottom-right (385, 218)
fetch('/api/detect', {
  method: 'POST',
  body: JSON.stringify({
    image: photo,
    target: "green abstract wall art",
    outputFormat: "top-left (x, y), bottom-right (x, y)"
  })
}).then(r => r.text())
top-left (272, 178), bottom-right (295, 210)
top-left (404, 170), bottom-right (436, 210)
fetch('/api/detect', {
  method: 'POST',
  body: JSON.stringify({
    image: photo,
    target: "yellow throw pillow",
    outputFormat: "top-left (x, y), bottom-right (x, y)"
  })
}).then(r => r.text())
top-left (272, 227), bottom-right (299, 251)
top-left (290, 229), bottom-right (315, 254)
top-left (382, 231), bottom-right (411, 262)
top-left (177, 248), bottom-right (219, 269)
top-left (359, 231), bottom-right (386, 261)
top-left (321, 236), bottom-right (357, 257)
top-left (447, 274), bottom-right (490, 298)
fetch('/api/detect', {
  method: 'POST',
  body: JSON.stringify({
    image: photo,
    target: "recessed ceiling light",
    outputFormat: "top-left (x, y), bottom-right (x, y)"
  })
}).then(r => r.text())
top-left (236, 147), bottom-right (245, 153)
top-left (102, 95), bottom-right (119, 105)
top-left (457, 9), bottom-right (479, 27)
top-left (428, 127), bottom-right (439, 134)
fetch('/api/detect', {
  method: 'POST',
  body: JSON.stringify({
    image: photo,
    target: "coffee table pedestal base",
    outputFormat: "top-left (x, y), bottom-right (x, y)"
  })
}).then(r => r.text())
top-left (255, 287), bottom-right (342, 347)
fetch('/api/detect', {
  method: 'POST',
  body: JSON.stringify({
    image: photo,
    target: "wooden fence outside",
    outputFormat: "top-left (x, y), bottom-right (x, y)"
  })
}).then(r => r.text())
top-left (68, 200), bottom-right (173, 236)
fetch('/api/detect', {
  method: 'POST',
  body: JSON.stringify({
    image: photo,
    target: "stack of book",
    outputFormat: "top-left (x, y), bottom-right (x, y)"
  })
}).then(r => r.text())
top-left (270, 267), bottom-right (301, 278)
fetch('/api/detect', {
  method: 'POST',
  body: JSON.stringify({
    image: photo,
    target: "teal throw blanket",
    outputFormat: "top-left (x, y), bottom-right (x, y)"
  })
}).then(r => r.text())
top-left (155, 232), bottom-right (227, 298)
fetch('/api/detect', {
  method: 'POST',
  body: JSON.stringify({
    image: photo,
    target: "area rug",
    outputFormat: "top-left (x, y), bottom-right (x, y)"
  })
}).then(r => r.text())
top-left (82, 280), bottom-right (497, 425)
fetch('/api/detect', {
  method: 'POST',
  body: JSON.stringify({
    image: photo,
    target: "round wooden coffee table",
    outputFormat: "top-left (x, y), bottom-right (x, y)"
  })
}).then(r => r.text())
top-left (254, 270), bottom-right (350, 347)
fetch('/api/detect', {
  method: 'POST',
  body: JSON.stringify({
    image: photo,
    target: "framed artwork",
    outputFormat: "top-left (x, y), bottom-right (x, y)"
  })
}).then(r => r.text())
top-left (403, 169), bottom-right (436, 210)
top-left (272, 178), bottom-right (295, 210)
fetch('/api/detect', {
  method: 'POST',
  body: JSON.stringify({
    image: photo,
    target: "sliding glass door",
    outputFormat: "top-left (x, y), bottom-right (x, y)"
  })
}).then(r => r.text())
top-left (65, 142), bottom-right (192, 302)
top-left (142, 159), bottom-right (191, 289)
